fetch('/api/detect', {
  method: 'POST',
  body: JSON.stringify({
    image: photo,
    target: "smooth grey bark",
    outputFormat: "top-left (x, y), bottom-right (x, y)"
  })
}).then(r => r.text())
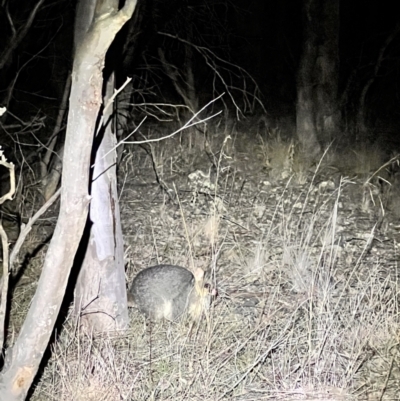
top-left (73, 0), bottom-right (130, 332)
top-left (296, 0), bottom-right (340, 157)
top-left (0, 1), bottom-right (136, 399)
top-left (74, 72), bottom-right (129, 331)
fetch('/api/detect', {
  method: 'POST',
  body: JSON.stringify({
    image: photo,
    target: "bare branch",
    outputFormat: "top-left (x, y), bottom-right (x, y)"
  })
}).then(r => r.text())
top-left (10, 188), bottom-right (61, 270)
top-left (0, 0), bottom-right (45, 70)
top-left (158, 32), bottom-right (266, 118)
top-left (101, 93), bottom-right (224, 162)
top-left (0, 150), bottom-right (15, 204)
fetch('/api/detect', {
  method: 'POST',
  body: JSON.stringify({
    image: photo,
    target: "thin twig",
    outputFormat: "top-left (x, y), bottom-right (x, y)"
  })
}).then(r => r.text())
top-left (9, 188), bottom-right (61, 269)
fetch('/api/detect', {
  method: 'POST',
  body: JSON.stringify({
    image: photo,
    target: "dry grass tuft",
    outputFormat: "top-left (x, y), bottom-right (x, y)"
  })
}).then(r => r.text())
top-left (7, 124), bottom-right (400, 400)
top-left (333, 144), bottom-right (387, 178)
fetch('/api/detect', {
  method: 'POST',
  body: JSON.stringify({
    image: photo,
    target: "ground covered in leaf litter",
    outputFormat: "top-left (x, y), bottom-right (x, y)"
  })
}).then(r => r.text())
top-left (17, 126), bottom-right (400, 400)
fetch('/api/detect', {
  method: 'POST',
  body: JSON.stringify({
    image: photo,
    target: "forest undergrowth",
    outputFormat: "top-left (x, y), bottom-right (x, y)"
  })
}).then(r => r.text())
top-left (9, 124), bottom-right (400, 401)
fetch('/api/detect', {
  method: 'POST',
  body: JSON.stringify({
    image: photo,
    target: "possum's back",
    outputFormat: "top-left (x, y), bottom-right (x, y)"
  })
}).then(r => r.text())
top-left (129, 265), bottom-right (195, 320)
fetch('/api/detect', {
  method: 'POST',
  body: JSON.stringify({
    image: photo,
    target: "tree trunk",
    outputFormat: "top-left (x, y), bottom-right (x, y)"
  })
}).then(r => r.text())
top-left (0, 1), bottom-right (136, 399)
top-left (39, 73), bottom-right (71, 204)
top-left (296, 0), bottom-right (340, 157)
top-left (355, 22), bottom-right (400, 141)
top-left (74, 72), bottom-right (129, 331)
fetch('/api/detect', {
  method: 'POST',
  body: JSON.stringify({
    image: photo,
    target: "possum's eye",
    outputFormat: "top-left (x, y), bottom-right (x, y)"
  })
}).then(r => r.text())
top-left (204, 283), bottom-right (218, 298)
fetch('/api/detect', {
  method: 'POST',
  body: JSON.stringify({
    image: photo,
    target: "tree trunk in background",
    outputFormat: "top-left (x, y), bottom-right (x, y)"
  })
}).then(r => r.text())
top-left (0, 1), bottom-right (136, 399)
top-left (355, 23), bottom-right (400, 141)
top-left (73, 0), bottom-right (131, 332)
top-left (41, 75), bottom-right (70, 202)
top-left (296, 0), bottom-right (340, 157)
top-left (74, 71), bottom-right (129, 331)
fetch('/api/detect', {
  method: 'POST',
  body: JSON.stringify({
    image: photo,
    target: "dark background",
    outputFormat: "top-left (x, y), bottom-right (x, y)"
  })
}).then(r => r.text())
top-left (1, 0), bottom-right (400, 149)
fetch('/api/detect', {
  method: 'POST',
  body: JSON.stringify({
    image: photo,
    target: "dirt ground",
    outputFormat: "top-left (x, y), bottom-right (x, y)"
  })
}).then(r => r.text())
top-left (6, 123), bottom-right (400, 400)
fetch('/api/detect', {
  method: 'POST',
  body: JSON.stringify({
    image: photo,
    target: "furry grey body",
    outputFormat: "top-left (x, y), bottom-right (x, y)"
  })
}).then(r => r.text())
top-left (129, 265), bottom-right (196, 320)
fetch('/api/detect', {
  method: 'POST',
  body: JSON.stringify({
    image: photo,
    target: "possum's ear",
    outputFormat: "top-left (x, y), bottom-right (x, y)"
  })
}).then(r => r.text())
top-left (193, 267), bottom-right (205, 282)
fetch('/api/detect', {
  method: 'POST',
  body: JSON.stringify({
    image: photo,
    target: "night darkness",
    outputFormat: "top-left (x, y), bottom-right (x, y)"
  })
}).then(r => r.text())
top-left (3, 1), bottom-right (400, 399)
top-left (1, 0), bottom-right (400, 149)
